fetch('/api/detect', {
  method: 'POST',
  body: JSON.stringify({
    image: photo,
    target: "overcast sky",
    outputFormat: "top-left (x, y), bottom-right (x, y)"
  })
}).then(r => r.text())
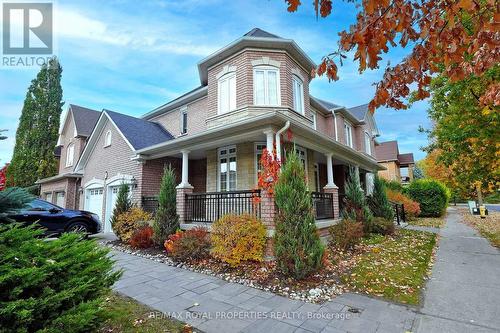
top-left (0, 0), bottom-right (431, 164)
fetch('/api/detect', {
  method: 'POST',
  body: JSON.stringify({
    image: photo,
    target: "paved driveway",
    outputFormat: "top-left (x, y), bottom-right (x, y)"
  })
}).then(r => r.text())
top-left (414, 207), bottom-right (500, 332)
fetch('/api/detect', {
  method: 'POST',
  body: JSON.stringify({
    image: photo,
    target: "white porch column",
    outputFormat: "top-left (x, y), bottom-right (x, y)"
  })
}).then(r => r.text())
top-left (366, 172), bottom-right (375, 195)
top-left (178, 150), bottom-right (192, 188)
top-left (325, 153), bottom-right (337, 188)
top-left (263, 129), bottom-right (274, 155)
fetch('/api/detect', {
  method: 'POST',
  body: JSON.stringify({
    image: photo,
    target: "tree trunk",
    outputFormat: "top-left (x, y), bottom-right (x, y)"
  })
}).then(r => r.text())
top-left (476, 183), bottom-right (483, 206)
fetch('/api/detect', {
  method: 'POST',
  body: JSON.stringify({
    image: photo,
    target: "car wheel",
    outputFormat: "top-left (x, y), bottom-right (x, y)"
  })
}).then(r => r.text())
top-left (66, 221), bottom-right (90, 235)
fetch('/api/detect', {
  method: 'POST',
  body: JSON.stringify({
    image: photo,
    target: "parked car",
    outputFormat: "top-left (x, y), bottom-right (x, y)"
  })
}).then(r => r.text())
top-left (8, 199), bottom-right (101, 236)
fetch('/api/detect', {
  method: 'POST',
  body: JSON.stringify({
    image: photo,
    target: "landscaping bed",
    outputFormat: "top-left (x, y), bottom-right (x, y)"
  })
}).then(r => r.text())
top-left (408, 216), bottom-right (446, 228)
top-left (459, 209), bottom-right (500, 248)
top-left (98, 292), bottom-right (192, 333)
top-left (105, 227), bottom-right (438, 305)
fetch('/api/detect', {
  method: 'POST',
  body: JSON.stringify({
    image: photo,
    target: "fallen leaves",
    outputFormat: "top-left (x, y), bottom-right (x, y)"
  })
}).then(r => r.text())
top-left (459, 208), bottom-right (500, 248)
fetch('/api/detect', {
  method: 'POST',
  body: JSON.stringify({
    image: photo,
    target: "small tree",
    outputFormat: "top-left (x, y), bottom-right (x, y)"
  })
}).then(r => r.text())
top-left (110, 183), bottom-right (132, 229)
top-left (274, 150), bottom-right (324, 280)
top-left (342, 168), bottom-right (373, 233)
top-left (152, 165), bottom-right (179, 246)
top-left (368, 175), bottom-right (394, 221)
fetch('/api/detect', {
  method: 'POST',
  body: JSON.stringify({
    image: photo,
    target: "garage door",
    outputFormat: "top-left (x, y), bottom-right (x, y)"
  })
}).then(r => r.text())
top-left (105, 186), bottom-right (120, 233)
top-left (85, 188), bottom-right (103, 226)
top-left (55, 192), bottom-right (65, 208)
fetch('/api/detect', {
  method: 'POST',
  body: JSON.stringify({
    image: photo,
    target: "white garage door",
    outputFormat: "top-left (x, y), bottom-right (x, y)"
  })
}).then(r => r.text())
top-left (105, 186), bottom-right (121, 233)
top-left (85, 188), bottom-right (103, 224)
top-left (55, 192), bottom-right (65, 208)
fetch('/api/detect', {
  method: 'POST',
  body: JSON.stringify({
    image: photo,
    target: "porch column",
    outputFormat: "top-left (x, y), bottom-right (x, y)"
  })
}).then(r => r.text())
top-left (366, 172), bottom-right (375, 195)
top-left (263, 129), bottom-right (274, 156)
top-left (323, 153), bottom-right (339, 219)
top-left (177, 150), bottom-right (193, 224)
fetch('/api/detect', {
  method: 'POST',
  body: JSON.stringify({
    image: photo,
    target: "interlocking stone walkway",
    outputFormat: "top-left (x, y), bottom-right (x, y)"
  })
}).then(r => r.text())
top-left (110, 207), bottom-right (500, 332)
top-left (112, 251), bottom-right (417, 332)
top-left (413, 208), bottom-right (500, 332)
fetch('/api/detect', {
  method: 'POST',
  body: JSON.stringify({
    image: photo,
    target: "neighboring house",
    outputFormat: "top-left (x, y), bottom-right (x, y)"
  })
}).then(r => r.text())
top-left (37, 28), bottom-right (384, 235)
top-left (375, 140), bottom-right (415, 184)
top-left (36, 104), bottom-right (101, 209)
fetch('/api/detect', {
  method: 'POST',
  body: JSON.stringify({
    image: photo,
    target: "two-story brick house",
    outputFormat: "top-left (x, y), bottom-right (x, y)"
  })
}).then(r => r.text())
top-left (38, 28), bottom-right (384, 235)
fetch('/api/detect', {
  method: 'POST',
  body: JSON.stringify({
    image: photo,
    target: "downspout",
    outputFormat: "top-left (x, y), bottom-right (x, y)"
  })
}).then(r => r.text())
top-left (275, 121), bottom-right (290, 162)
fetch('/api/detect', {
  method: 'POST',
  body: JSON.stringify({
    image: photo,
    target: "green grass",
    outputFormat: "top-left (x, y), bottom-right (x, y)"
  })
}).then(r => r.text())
top-left (408, 217), bottom-right (446, 228)
top-left (98, 293), bottom-right (189, 333)
top-left (342, 229), bottom-right (436, 305)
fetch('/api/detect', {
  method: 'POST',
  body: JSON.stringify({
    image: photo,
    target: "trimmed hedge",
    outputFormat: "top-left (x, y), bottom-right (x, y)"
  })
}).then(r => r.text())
top-left (407, 179), bottom-right (450, 217)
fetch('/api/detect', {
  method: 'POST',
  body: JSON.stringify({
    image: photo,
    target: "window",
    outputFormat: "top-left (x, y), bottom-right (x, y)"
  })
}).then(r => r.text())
top-left (311, 111), bottom-right (317, 130)
top-left (104, 130), bottom-right (112, 147)
top-left (180, 108), bottom-right (188, 134)
top-left (218, 146), bottom-right (237, 191)
top-left (254, 66), bottom-right (280, 106)
top-left (292, 75), bottom-right (304, 114)
top-left (364, 132), bottom-right (372, 155)
top-left (295, 146), bottom-right (307, 172)
top-left (218, 72), bottom-right (236, 114)
top-left (65, 143), bottom-right (74, 167)
top-left (344, 122), bottom-right (353, 148)
top-left (26, 199), bottom-right (56, 211)
top-left (255, 143), bottom-right (266, 182)
top-left (314, 164), bottom-right (320, 192)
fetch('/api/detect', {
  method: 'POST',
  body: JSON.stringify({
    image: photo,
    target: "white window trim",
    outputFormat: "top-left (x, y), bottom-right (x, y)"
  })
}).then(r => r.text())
top-left (65, 143), bottom-right (74, 167)
top-left (253, 65), bottom-right (281, 107)
top-left (104, 130), bottom-right (112, 147)
top-left (217, 145), bottom-right (237, 192)
top-left (311, 110), bottom-right (317, 130)
top-left (364, 131), bottom-right (372, 155)
top-left (344, 121), bottom-right (353, 148)
top-left (295, 145), bottom-right (308, 174)
top-left (217, 71), bottom-right (237, 115)
top-left (292, 75), bottom-right (305, 115)
top-left (180, 107), bottom-right (188, 134)
top-left (254, 142), bottom-right (267, 184)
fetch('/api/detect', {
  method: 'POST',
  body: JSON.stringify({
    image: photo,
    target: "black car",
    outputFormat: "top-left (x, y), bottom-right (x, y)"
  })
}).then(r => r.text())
top-left (8, 199), bottom-right (101, 236)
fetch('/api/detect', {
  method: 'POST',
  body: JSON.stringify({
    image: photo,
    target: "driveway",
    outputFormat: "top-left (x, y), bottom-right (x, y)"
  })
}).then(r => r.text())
top-left (414, 207), bottom-right (500, 332)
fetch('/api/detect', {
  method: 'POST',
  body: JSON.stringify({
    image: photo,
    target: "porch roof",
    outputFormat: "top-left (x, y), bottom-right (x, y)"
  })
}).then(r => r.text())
top-left (134, 111), bottom-right (384, 172)
top-left (36, 172), bottom-right (82, 185)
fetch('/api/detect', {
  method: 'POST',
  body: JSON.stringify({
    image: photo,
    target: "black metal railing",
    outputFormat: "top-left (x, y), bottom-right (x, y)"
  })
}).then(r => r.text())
top-left (311, 192), bottom-right (334, 220)
top-left (390, 201), bottom-right (406, 225)
top-left (142, 196), bottom-right (159, 214)
top-left (185, 190), bottom-right (261, 223)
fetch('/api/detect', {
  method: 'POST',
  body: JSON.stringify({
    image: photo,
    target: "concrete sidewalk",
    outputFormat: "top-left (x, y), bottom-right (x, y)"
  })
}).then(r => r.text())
top-left (112, 251), bottom-right (417, 333)
top-left (414, 207), bottom-right (500, 332)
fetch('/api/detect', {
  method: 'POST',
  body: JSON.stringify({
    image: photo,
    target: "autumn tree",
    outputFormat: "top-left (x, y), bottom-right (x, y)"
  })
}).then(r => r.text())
top-left (421, 67), bottom-right (499, 201)
top-left (285, 0), bottom-right (499, 110)
top-left (7, 57), bottom-right (63, 187)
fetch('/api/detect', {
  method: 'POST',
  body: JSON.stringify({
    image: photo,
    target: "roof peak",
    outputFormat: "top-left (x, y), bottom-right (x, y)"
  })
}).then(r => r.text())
top-left (243, 28), bottom-right (282, 39)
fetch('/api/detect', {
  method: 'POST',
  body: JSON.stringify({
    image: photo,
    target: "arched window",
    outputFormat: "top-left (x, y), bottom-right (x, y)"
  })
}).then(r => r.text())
top-left (253, 65), bottom-right (280, 106)
top-left (104, 130), bottom-right (112, 147)
top-left (218, 72), bottom-right (236, 114)
top-left (65, 143), bottom-right (74, 167)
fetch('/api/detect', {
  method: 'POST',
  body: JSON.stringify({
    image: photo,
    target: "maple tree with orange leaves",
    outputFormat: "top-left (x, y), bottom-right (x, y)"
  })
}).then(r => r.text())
top-left (285, 0), bottom-right (499, 111)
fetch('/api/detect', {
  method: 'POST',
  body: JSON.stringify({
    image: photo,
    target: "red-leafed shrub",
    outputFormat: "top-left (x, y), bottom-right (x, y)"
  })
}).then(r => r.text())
top-left (164, 227), bottom-right (210, 262)
top-left (129, 225), bottom-right (154, 249)
top-left (329, 219), bottom-right (364, 251)
top-left (386, 190), bottom-right (421, 221)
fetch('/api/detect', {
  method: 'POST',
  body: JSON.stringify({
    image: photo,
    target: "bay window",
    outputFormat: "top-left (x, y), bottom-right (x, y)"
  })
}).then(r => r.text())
top-left (254, 66), bottom-right (280, 106)
top-left (218, 72), bottom-right (236, 114)
top-left (292, 75), bottom-right (304, 114)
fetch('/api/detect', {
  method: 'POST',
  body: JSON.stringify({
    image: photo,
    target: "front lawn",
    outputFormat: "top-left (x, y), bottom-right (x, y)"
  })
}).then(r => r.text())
top-left (408, 216), bottom-right (446, 228)
top-left (460, 209), bottom-right (500, 248)
top-left (98, 293), bottom-right (191, 333)
top-left (341, 229), bottom-right (437, 305)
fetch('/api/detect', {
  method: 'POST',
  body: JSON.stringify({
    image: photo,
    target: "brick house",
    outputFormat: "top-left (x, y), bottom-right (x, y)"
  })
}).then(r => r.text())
top-left (38, 28), bottom-right (385, 235)
top-left (375, 140), bottom-right (415, 184)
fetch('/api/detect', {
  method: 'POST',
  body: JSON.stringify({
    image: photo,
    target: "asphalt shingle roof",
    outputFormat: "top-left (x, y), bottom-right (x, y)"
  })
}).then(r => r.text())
top-left (398, 153), bottom-right (415, 165)
top-left (70, 104), bottom-right (101, 137)
top-left (310, 96), bottom-right (342, 110)
top-left (105, 110), bottom-right (174, 150)
top-left (346, 104), bottom-right (369, 122)
top-left (375, 140), bottom-right (399, 162)
top-left (244, 28), bottom-right (282, 39)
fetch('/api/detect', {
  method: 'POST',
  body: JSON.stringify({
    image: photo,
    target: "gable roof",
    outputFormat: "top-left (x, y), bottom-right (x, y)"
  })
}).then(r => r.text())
top-left (310, 96), bottom-right (342, 112)
top-left (105, 110), bottom-right (174, 150)
top-left (70, 104), bottom-right (101, 137)
top-left (397, 153), bottom-right (415, 165)
top-left (375, 140), bottom-right (399, 162)
top-left (346, 104), bottom-right (369, 122)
